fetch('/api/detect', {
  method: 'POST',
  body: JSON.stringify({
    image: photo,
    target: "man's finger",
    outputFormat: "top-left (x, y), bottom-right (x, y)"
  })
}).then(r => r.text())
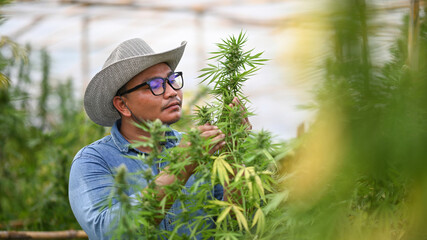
top-left (209, 141), bottom-right (226, 154)
top-left (211, 133), bottom-right (226, 143)
top-left (197, 123), bottom-right (218, 132)
top-left (228, 97), bottom-right (252, 130)
top-left (200, 129), bottom-right (223, 138)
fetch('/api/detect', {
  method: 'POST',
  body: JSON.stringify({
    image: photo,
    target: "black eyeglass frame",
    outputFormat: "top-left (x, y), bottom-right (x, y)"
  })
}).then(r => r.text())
top-left (118, 71), bottom-right (184, 96)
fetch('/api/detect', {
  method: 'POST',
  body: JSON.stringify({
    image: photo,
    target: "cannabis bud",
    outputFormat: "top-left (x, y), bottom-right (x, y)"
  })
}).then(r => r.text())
top-left (196, 105), bottom-right (212, 125)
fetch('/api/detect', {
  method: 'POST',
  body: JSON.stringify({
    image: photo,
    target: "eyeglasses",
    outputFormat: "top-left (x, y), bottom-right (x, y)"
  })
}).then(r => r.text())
top-left (118, 72), bottom-right (184, 96)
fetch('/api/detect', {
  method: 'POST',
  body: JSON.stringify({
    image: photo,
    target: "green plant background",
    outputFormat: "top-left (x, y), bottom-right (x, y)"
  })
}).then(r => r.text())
top-left (2, 0), bottom-right (427, 239)
top-left (0, 40), bottom-right (107, 230)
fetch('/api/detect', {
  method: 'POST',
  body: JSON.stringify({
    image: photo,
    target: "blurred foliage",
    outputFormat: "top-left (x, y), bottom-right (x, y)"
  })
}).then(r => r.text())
top-left (2, 0), bottom-right (427, 239)
top-left (264, 1), bottom-right (427, 240)
top-left (0, 31), bottom-right (106, 231)
top-left (0, 36), bottom-right (27, 88)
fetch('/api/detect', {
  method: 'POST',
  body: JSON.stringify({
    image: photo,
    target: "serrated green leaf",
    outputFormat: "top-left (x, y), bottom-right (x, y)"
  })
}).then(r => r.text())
top-left (217, 206), bottom-right (232, 224)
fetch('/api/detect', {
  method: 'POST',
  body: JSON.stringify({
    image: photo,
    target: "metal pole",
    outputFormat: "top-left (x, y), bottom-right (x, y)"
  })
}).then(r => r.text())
top-left (81, 15), bottom-right (90, 95)
top-left (194, 6), bottom-right (206, 71)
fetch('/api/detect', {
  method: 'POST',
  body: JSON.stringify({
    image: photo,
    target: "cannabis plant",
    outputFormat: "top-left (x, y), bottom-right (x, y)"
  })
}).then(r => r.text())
top-left (195, 32), bottom-right (275, 238)
top-left (196, 33), bottom-right (273, 239)
top-left (108, 32), bottom-right (279, 239)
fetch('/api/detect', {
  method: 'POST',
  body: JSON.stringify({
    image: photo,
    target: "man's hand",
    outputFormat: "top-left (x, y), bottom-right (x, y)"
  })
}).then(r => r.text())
top-left (229, 97), bottom-right (252, 131)
top-left (197, 123), bottom-right (226, 154)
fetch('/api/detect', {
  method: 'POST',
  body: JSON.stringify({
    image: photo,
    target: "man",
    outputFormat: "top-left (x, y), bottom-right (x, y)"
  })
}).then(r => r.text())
top-left (68, 38), bottom-right (230, 239)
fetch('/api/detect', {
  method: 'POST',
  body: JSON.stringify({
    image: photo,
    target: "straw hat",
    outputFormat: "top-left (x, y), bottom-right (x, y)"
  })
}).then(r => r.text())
top-left (84, 38), bottom-right (187, 126)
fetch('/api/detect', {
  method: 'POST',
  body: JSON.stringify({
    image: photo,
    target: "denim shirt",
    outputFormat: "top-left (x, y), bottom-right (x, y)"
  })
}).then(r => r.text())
top-left (69, 120), bottom-right (223, 240)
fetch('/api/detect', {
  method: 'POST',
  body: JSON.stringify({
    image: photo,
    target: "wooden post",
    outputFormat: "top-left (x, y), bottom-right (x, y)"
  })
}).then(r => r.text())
top-left (0, 230), bottom-right (88, 239)
top-left (408, 0), bottom-right (420, 71)
top-left (297, 122), bottom-right (305, 138)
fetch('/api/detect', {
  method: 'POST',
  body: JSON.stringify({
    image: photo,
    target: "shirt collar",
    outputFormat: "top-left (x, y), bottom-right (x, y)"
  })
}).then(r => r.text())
top-left (111, 119), bottom-right (132, 153)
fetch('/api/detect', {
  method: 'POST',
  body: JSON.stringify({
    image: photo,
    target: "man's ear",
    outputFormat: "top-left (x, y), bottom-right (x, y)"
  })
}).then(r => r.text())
top-left (113, 96), bottom-right (132, 118)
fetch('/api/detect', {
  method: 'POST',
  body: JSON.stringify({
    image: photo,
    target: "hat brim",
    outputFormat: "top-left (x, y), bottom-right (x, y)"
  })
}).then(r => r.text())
top-left (84, 41), bottom-right (187, 126)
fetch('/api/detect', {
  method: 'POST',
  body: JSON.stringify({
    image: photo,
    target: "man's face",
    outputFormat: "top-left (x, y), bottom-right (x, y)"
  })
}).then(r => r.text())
top-left (121, 63), bottom-right (183, 125)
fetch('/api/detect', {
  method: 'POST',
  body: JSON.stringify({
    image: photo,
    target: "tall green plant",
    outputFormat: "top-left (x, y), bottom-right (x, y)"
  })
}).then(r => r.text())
top-left (108, 32), bottom-right (278, 239)
top-left (195, 32), bottom-right (275, 238)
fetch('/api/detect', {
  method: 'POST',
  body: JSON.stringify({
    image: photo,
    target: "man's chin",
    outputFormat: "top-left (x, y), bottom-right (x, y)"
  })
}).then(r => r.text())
top-left (162, 115), bottom-right (182, 125)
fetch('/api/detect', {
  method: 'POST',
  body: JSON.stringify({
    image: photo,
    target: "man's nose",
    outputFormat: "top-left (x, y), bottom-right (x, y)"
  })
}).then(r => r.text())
top-left (163, 81), bottom-right (178, 98)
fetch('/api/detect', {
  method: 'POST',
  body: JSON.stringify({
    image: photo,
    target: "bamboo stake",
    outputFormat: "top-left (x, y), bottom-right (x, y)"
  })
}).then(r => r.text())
top-left (0, 230), bottom-right (87, 239)
top-left (407, 0), bottom-right (420, 70)
top-left (297, 122), bottom-right (305, 138)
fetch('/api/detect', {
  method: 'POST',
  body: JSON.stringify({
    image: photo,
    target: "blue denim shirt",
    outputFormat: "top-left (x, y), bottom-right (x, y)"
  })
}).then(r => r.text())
top-left (69, 120), bottom-right (223, 239)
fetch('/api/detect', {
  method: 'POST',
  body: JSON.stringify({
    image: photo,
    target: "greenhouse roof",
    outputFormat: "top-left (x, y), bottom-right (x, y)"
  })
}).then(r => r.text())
top-left (0, 0), bottom-right (409, 139)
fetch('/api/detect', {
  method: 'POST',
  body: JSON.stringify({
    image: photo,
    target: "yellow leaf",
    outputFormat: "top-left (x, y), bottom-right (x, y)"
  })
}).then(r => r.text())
top-left (212, 157), bottom-right (218, 183)
top-left (0, 74), bottom-right (10, 89)
top-left (217, 158), bottom-right (229, 186)
top-left (255, 175), bottom-right (265, 199)
top-left (261, 170), bottom-right (273, 175)
top-left (247, 167), bottom-right (255, 175)
top-left (232, 206), bottom-right (249, 232)
top-left (212, 156), bottom-right (230, 185)
top-left (251, 208), bottom-right (261, 228)
top-left (232, 204), bottom-right (244, 212)
top-left (208, 199), bottom-right (231, 207)
top-left (235, 168), bottom-right (245, 182)
top-left (217, 206), bottom-right (232, 224)
top-left (244, 168), bottom-right (250, 181)
top-left (221, 158), bottom-right (234, 176)
top-left (253, 208), bottom-right (265, 234)
top-left (245, 168), bottom-right (253, 195)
